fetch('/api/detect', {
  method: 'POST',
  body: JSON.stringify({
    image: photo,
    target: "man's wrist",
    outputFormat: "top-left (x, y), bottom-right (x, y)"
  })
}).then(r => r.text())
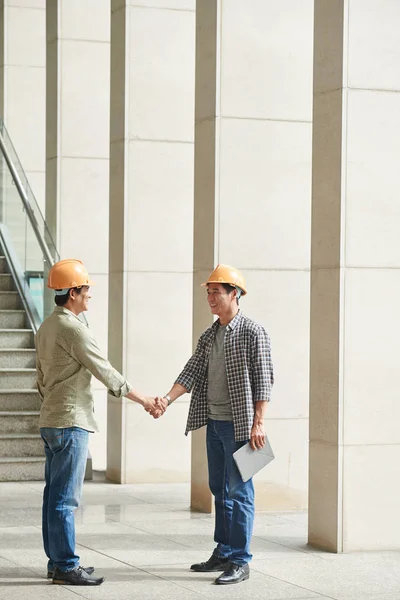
top-left (163, 394), bottom-right (173, 406)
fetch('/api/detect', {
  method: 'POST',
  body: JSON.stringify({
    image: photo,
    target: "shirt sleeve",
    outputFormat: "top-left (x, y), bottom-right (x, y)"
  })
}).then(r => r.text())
top-left (35, 341), bottom-right (44, 402)
top-left (69, 326), bottom-right (132, 398)
top-left (251, 327), bottom-right (274, 402)
top-left (175, 333), bottom-right (206, 392)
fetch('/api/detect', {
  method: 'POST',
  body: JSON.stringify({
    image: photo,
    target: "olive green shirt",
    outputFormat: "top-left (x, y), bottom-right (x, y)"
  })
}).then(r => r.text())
top-left (36, 307), bottom-right (132, 432)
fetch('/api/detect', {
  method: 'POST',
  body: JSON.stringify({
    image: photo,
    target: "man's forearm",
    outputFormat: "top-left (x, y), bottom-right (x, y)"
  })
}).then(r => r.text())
top-left (253, 400), bottom-right (268, 426)
top-left (126, 388), bottom-right (146, 406)
top-left (164, 383), bottom-right (188, 404)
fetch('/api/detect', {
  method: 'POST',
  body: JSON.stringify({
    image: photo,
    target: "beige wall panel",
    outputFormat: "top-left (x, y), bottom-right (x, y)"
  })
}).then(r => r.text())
top-left (346, 90), bottom-right (400, 267)
top-left (122, 0), bottom-right (195, 9)
top-left (311, 89), bottom-right (343, 269)
top-left (60, 40), bottom-right (110, 158)
top-left (85, 272), bottom-right (109, 367)
top-left (7, 0), bottom-right (45, 7)
top-left (343, 268), bottom-right (400, 445)
top-left (107, 396), bottom-right (124, 482)
top-left (127, 6), bottom-right (195, 141)
top-left (60, 0), bottom-right (110, 42)
top-left (348, 0), bottom-right (400, 91)
top-left (314, 0), bottom-right (345, 94)
top-left (126, 141), bottom-right (194, 272)
top-left (220, 0), bottom-right (313, 121)
top-left (125, 271), bottom-right (193, 391)
top-left (6, 67), bottom-right (45, 173)
top-left (58, 157), bottom-right (109, 272)
top-left (308, 441), bottom-right (341, 552)
top-left (89, 389), bottom-right (108, 470)
top-left (6, 6), bottom-right (45, 65)
top-left (343, 444), bottom-right (400, 550)
top-left (218, 118), bottom-right (312, 270)
top-left (124, 400), bottom-right (191, 482)
top-left (309, 268), bottom-right (341, 446)
top-left (242, 270), bottom-right (310, 421)
top-left (255, 418), bottom-right (308, 511)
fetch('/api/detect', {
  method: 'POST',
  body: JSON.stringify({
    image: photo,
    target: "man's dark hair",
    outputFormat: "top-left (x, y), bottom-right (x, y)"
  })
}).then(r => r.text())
top-left (221, 283), bottom-right (240, 305)
top-left (54, 287), bottom-right (83, 307)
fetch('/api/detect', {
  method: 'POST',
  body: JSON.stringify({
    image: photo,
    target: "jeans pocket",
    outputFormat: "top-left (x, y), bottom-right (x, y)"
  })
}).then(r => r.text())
top-left (40, 428), bottom-right (64, 453)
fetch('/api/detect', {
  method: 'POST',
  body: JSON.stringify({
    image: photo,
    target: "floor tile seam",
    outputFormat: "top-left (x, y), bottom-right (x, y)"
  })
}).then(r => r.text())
top-left (0, 557), bottom-right (83, 597)
top-left (75, 543), bottom-right (206, 597)
top-left (19, 482), bottom-right (43, 495)
top-left (103, 517), bottom-right (209, 550)
top-left (251, 537), bottom-right (329, 561)
top-left (249, 566), bottom-right (336, 599)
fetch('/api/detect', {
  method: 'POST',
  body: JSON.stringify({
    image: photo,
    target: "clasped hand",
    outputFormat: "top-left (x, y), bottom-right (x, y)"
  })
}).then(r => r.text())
top-left (143, 396), bottom-right (168, 419)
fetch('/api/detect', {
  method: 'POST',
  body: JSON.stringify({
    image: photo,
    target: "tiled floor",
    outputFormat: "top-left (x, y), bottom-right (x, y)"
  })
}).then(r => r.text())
top-left (0, 475), bottom-right (399, 599)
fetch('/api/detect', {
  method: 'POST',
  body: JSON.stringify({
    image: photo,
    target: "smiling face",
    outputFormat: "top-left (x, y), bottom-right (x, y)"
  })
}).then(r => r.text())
top-left (206, 283), bottom-right (238, 323)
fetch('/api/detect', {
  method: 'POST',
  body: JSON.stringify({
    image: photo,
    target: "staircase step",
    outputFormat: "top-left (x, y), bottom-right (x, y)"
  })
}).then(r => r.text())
top-left (0, 330), bottom-right (34, 348)
top-left (0, 411), bottom-right (39, 434)
top-left (0, 433), bottom-right (43, 457)
top-left (0, 368), bottom-right (36, 389)
top-left (0, 349), bottom-right (36, 368)
top-left (0, 292), bottom-right (20, 309)
top-left (0, 390), bottom-right (40, 411)
top-left (0, 257), bottom-right (8, 274)
top-left (0, 274), bottom-right (14, 291)
top-left (0, 457), bottom-right (45, 481)
top-left (0, 310), bottom-right (26, 329)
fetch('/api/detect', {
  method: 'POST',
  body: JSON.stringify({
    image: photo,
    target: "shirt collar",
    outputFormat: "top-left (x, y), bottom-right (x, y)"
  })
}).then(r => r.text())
top-left (54, 306), bottom-right (81, 322)
top-left (214, 310), bottom-right (243, 331)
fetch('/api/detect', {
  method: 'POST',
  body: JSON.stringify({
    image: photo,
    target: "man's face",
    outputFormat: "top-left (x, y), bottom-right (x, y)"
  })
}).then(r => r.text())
top-left (73, 286), bottom-right (91, 314)
top-left (207, 283), bottom-right (235, 317)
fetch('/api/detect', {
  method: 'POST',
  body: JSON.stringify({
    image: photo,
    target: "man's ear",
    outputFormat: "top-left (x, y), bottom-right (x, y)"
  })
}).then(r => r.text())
top-left (69, 289), bottom-right (75, 301)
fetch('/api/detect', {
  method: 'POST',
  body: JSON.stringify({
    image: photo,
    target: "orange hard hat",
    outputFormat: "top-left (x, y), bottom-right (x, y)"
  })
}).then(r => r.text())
top-left (202, 264), bottom-right (247, 295)
top-left (47, 259), bottom-right (95, 290)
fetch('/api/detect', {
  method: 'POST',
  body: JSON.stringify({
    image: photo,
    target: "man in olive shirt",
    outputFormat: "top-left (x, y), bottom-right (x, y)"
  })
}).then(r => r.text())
top-left (36, 259), bottom-right (155, 586)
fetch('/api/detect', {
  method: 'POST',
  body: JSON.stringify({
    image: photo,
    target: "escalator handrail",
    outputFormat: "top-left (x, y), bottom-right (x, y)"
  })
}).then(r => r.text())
top-left (0, 131), bottom-right (54, 268)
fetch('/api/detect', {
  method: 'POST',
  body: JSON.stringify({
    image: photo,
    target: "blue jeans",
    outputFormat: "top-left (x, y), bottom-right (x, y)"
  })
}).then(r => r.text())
top-left (40, 427), bottom-right (89, 573)
top-left (206, 419), bottom-right (254, 565)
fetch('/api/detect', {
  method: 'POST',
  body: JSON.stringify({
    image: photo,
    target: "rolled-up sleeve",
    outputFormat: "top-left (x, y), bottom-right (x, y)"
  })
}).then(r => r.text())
top-left (70, 327), bottom-right (132, 398)
top-left (175, 334), bottom-right (205, 392)
top-left (251, 327), bottom-right (274, 402)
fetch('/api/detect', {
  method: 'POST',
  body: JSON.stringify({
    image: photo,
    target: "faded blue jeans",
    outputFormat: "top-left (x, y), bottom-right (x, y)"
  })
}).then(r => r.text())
top-left (40, 427), bottom-right (89, 573)
top-left (206, 419), bottom-right (255, 565)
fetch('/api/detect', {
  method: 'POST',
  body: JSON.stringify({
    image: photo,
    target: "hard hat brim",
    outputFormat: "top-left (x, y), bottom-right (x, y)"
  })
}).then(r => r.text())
top-left (201, 280), bottom-right (247, 296)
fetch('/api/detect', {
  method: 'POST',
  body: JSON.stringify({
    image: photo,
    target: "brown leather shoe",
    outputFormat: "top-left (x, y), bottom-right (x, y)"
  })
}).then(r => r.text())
top-left (52, 566), bottom-right (105, 586)
top-left (190, 553), bottom-right (230, 572)
top-left (215, 563), bottom-right (250, 584)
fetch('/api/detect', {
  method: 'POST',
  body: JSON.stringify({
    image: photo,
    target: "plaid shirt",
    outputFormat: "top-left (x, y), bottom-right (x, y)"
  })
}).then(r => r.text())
top-left (176, 311), bottom-right (274, 442)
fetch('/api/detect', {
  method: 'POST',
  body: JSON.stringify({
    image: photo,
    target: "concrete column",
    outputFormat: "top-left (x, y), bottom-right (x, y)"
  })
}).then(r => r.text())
top-left (46, 0), bottom-right (111, 469)
top-left (309, 0), bottom-right (400, 551)
top-left (107, 0), bottom-right (195, 483)
top-left (192, 0), bottom-right (313, 511)
top-left (0, 0), bottom-right (45, 210)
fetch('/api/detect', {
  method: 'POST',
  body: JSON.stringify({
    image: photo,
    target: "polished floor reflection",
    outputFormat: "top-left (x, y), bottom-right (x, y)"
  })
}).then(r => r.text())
top-left (0, 476), bottom-right (400, 599)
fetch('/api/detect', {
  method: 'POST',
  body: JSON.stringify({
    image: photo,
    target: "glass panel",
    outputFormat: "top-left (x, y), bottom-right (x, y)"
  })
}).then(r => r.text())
top-left (0, 150), bottom-right (54, 321)
top-left (0, 119), bottom-right (88, 328)
top-left (0, 120), bottom-right (58, 262)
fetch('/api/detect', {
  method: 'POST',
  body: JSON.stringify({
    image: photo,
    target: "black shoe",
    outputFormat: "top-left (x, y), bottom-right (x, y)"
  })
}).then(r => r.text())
top-left (190, 553), bottom-right (230, 572)
top-left (52, 566), bottom-right (105, 586)
top-left (47, 566), bottom-right (94, 579)
top-left (215, 563), bottom-right (250, 584)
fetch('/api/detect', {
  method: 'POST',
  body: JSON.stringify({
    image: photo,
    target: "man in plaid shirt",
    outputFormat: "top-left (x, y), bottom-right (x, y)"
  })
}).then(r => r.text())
top-left (154, 264), bottom-right (274, 585)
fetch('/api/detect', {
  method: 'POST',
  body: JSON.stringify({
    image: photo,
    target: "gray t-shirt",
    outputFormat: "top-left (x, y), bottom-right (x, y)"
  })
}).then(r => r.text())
top-left (207, 325), bottom-right (233, 421)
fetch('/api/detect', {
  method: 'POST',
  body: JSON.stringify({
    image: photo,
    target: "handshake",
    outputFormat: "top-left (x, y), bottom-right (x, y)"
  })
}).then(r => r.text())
top-left (142, 396), bottom-right (169, 419)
